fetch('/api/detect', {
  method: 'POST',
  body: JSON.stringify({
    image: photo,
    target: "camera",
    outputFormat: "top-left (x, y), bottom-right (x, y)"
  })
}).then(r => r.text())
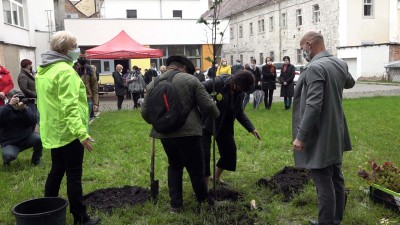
top-left (16, 94), bottom-right (35, 104)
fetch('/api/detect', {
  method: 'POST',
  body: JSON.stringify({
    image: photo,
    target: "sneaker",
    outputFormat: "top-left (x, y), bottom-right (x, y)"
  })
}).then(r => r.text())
top-left (169, 206), bottom-right (183, 214)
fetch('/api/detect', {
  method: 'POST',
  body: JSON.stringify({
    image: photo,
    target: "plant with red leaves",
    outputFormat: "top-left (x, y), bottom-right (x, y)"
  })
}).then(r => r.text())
top-left (358, 160), bottom-right (400, 193)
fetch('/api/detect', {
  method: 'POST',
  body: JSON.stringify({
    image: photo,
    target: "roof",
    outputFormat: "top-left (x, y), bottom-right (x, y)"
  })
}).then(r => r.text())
top-left (86, 30), bottom-right (163, 59)
top-left (202, 0), bottom-right (271, 19)
top-left (384, 61), bottom-right (400, 68)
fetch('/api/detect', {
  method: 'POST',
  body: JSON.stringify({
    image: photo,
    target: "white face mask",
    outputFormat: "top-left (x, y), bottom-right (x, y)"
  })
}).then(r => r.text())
top-left (303, 48), bottom-right (311, 62)
top-left (222, 62), bottom-right (227, 66)
top-left (196, 70), bottom-right (200, 74)
top-left (67, 48), bottom-right (80, 61)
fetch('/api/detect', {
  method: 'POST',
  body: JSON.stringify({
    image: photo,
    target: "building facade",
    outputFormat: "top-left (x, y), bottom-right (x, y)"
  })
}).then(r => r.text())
top-left (218, 0), bottom-right (400, 80)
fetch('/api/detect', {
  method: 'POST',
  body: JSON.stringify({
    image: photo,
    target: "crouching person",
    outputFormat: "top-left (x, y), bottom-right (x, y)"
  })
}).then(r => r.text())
top-left (141, 55), bottom-right (220, 213)
top-left (0, 89), bottom-right (42, 166)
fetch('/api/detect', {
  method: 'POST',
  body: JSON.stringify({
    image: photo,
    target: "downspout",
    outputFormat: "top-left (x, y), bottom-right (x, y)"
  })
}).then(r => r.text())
top-left (277, 0), bottom-right (281, 60)
top-left (160, 0), bottom-right (162, 18)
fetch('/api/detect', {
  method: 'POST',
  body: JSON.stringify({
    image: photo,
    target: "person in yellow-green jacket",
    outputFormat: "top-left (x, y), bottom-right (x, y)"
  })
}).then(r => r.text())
top-left (216, 58), bottom-right (231, 76)
top-left (36, 31), bottom-right (100, 225)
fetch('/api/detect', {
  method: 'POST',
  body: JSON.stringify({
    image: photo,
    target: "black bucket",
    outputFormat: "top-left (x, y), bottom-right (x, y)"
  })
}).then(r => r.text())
top-left (12, 197), bottom-right (68, 225)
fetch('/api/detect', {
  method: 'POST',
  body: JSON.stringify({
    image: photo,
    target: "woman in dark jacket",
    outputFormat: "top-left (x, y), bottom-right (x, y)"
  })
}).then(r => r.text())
top-left (202, 71), bottom-right (261, 188)
top-left (279, 56), bottom-right (295, 110)
top-left (112, 64), bottom-right (126, 110)
top-left (261, 57), bottom-right (276, 110)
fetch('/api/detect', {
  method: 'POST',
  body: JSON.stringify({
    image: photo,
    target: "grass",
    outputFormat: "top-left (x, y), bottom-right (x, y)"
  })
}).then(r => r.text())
top-left (1, 96), bottom-right (400, 225)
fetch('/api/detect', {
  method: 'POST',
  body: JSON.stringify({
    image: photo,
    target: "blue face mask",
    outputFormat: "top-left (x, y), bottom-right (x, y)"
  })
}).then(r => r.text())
top-left (67, 48), bottom-right (80, 61)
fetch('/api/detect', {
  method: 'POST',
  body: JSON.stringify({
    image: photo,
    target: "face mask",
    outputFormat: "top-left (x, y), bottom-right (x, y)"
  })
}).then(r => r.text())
top-left (222, 62), bottom-right (227, 66)
top-left (196, 70), bottom-right (200, 74)
top-left (78, 59), bottom-right (87, 65)
top-left (67, 48), bottom-right (80, 61)
top-left (302, 47), bottom-right (312, 62)
top-left (236, 62), bottom-right (241, 65)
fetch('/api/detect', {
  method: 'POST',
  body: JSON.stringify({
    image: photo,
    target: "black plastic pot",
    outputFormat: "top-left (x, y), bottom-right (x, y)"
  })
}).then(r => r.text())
top-left (12, 197), bottom-right (68, 225)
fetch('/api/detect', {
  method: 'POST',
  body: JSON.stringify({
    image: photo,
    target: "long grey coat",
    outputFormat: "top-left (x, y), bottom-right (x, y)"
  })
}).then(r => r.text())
top-left (292, 51), bottom-right (355, 169)
top-left (142, 69), bottom-right (220, 138)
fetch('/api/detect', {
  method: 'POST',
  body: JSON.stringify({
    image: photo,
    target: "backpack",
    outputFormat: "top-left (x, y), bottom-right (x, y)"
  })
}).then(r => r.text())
top-left (144, 70), bottom-right (188, 133)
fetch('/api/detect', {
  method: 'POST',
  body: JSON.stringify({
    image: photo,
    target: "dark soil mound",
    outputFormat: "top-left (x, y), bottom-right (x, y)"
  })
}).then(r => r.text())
top-left (83, 185), bottom-right (150, 213)
top-left (257, 166), bottom-right (311, 201)
top-left (209, 186), bottom-right (243, 201)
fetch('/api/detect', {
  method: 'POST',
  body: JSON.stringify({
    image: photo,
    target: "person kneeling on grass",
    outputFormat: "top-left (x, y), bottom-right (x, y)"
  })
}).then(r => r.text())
top-left (0, 89), bottom-right (42, 166)
top-left (201, 70), bottom-right (261, 188)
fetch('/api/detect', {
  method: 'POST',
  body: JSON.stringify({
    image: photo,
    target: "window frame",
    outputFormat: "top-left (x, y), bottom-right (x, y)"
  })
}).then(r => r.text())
top-left (3, 0), bottom-right (25, 27)
top-left (230, 26), bottom-right (234, 39)
top-left (296, 49), bottom-right (302, 64)
top-left (363, 0), bottom-right (374, 18)
top-left (296, 9), bottom-right (302, 26)
top-left (269, 16), bottom-right (274, 31)
top-left (249, 22), bottom-right (253, 36)
top-left (281, 13), bottom-right (287, 29)
top-left (259, 53), bottom-right (264, 65)
top-left (239, 25), bottom-right (243, 38)
top-left (312, 4), bottom-right (320, 24)
top-left (126, 9), bottom-right (137, 18)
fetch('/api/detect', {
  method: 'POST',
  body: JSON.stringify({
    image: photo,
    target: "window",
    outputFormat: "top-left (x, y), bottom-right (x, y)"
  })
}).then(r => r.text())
top-left (240, 54), bottom-right (243, 63)
top-left (297, 49), bottom-right (302, 64)
top-left (259, 53), bottom-right (264, 65)
top-left (258, 19), bottom-right (265, 33)
top-left (281, 13), bottom-right (287, 28)
top-left (239, 25), bottom-right (243, 38)
top-left (296, 9), bottom-right (302, 26)
top-left (269, 16), bottom-right (274, 31)
top-left (269, 51), bottom-right (274, 61)
top-left (230, 27), bottom-right (234, 39)
top-left (230, 55), bottom-right (234, 65)
top-left (173, 10), bottom-right (182, 18)
top-left (313, 4), bottom-right (320, 23)
top-left (3, 0), bottom-right (25, 27)
top-left (102, 60), bottom-right (113, 73)
top-left (363, 0), bottom-right (374, 17)
top-left (249, 22), bottom-right (253, 35)
top-left (126, 10), bottom-right (137, 18)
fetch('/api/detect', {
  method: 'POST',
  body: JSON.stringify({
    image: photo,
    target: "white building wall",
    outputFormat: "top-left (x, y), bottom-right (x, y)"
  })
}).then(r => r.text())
top-left (64, 18), bottom-right (229, 46)
top-left (103, 0), bottom-right (208, 19)
top-left (224, 0), bottom-right (339, 65)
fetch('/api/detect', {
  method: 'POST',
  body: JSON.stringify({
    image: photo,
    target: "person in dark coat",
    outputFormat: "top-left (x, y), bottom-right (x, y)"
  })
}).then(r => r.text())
top-left (231, 59), bottom-right (244, 75)
top-left (279, 56), bottom-right (295, 110)
top-left (292, 31), bottom-right (355, 225)
top-left (202, 71), bottom-right (261, 187)
top-left (18, 59), bottom-right (38, 122)
top-left (143, 63), bottom-right (158, 85)
top-left (193, 67), bottom-right (205, 82)
top-left (112, 64), bottom-right (125, 110)
top-left (261, 57), bottom-right (276, 110)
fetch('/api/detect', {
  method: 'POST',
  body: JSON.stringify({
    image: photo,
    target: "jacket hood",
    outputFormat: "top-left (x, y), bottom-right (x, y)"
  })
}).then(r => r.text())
top-left (39, 51), bottom-right (72, 67)
top-left (0, 65), bottom-right (10, 75)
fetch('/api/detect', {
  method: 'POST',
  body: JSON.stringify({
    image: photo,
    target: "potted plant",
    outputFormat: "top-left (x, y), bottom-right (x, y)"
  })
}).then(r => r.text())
top-left (358, 160), bottom-right (400, 212)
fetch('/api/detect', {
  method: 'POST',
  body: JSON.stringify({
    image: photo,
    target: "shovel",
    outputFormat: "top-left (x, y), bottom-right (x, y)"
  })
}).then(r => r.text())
top-left (150, 138), bottom-right (159, 203)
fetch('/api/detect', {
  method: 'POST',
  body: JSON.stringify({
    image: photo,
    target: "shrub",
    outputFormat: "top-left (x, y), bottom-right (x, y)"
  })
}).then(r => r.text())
top-left (358, 161), bottom-right (400, 193)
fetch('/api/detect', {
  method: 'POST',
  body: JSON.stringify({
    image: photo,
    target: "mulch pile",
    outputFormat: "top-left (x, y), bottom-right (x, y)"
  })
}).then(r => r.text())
top-left (83, 185), bottom-right (150, 213)
top-left (257, 166), bottom-right (311, 201)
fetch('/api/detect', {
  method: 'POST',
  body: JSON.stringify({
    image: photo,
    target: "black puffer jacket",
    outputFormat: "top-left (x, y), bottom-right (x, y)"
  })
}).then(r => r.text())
top-left (202, 75), bottom-right (255, 136)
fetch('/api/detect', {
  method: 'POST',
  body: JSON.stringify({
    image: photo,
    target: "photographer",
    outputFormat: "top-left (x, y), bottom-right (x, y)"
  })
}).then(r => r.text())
top-left (0, 89), bottom-right (42, 166)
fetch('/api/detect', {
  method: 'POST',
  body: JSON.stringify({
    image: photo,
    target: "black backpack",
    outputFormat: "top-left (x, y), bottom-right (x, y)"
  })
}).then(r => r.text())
top-left (144, 70), bottom-right (188, 133)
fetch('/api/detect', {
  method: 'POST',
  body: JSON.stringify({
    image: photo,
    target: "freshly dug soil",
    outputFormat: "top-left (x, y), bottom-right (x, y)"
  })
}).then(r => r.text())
top-left (83, 185), bottom-right (150, 213)
top-left (257, 166), bottom-right (311, 202)
top-left (209, 186), bottom-right (243, 201)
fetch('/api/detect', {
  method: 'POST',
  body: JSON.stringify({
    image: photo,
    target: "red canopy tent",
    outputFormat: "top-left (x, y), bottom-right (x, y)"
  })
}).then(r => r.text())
top-left (86, 30), bottom-right (163, 59)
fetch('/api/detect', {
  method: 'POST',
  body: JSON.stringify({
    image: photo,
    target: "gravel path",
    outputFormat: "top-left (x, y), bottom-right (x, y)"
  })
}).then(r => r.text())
top-left (98, 82), bottom-right (400, 112)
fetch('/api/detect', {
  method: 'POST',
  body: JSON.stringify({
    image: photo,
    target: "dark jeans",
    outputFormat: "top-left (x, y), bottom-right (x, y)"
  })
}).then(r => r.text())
top-left (284, 97), bottom-right (292, 109)
top-left (202, 131), bottom-right (237, 177)
top-left (242, 92), bottom-right (250, 109)
top-left (311, 164), bottom-right (345, 225)
top-left (160, 136), bottom-right (208, 208)
top-left (1, 132), bottom-right (42, 164)
top-left (44, 139), bottom-right (86, 219)
top-left (263, 89), bottom-right (274, 108)
top-left (117, 95), bottom-right (124, 110)
top-left (131, 92), bottom-right (141, 108)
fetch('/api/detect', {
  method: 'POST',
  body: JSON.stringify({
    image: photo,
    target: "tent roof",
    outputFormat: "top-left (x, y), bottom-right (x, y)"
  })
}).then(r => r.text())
top-left (86, 30), bottom-right (163, 59)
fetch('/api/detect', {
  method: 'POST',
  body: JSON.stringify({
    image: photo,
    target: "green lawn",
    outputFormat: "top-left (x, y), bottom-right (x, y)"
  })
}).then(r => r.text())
top-left (1, 96), bottom-right (399, 225)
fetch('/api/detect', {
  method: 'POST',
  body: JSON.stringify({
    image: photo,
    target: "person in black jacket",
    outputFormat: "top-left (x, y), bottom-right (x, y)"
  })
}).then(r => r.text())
top-left (261, 57), bottom-right (277, 110)
top-left (193, 67), bottom-right (205, 82)
top-left (279, 56), bottom-right (295, 110)
top-left (202, 70), bottom-right (261, 187)
top-left (0, 89), bottom-right (42, 166)
top-left (112, 64), bottom-right (125, 110)
top-left (231, 59), bottom-right (244, 75)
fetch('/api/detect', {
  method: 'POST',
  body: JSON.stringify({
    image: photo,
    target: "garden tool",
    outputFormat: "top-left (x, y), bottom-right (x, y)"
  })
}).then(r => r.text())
top-left (150, 138), bottom-right (159, 203)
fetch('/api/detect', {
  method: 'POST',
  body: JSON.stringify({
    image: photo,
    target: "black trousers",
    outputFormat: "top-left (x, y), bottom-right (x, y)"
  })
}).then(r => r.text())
top-left (311, 163), bottom-right (345, 225)
top-left (131, 92), bottom-right (141, 108)
top-left (202, 131), bottom-right (237, 177)
top-left (117, 95), bottom-right (124, 110)
top-left (284, 97), bottom-right (292, 109)
top-left (263, 89), bottom-right (274, 108)
top-left (160, 136), bottom-right (208, 208)
top-left (44, 139), bottom-right (86, 219)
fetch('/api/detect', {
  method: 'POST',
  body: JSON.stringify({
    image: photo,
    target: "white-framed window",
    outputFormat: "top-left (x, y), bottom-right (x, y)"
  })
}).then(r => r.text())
top-left (270, 51), bottom-right (274, 61)
top-left (173, 10), bottom-right (182, 18)
top-left (2, 0), bottom-right (25, 27)
top-left (101, 60), bottom-right (114, 73)
top-left (230, 26), bottom-right (234, 39)
top-left (269, 16), bottom-right (274, 31)
top-left (296, 9), bottom-right (302, 26)
top-left (259, 53), bottom-right (264, 65)
top-left (230, 55), bottom-right (234, 65)
top-left (249, 22), bottom-right (253, 35)
top-left (239, 25), bottom-right (243, 38)
top-left (363, 0), bottom-right (374, 17)
top-left (240, 54), bottom-right (243, 63)
top-left (257, 19), bottom-right (265, 33)
top-left (313, 4), bottom-right (320, 23)
top-left (281, 13), bottom-right (287, 28)
top-left (126, 10), bottom-right (137, 18)
top-left (297, 49), bottom-right (302, 64)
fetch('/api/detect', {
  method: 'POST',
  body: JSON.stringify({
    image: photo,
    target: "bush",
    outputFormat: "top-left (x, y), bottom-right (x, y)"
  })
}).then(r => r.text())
top-left (358, 161), bottom-right (400, 193)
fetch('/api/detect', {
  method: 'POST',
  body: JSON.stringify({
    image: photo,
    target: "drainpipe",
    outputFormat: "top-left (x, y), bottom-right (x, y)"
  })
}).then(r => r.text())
top-left (160, 0), bottom-right (162, 18)
top-left (277, 0), bottom-right (281, 60)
